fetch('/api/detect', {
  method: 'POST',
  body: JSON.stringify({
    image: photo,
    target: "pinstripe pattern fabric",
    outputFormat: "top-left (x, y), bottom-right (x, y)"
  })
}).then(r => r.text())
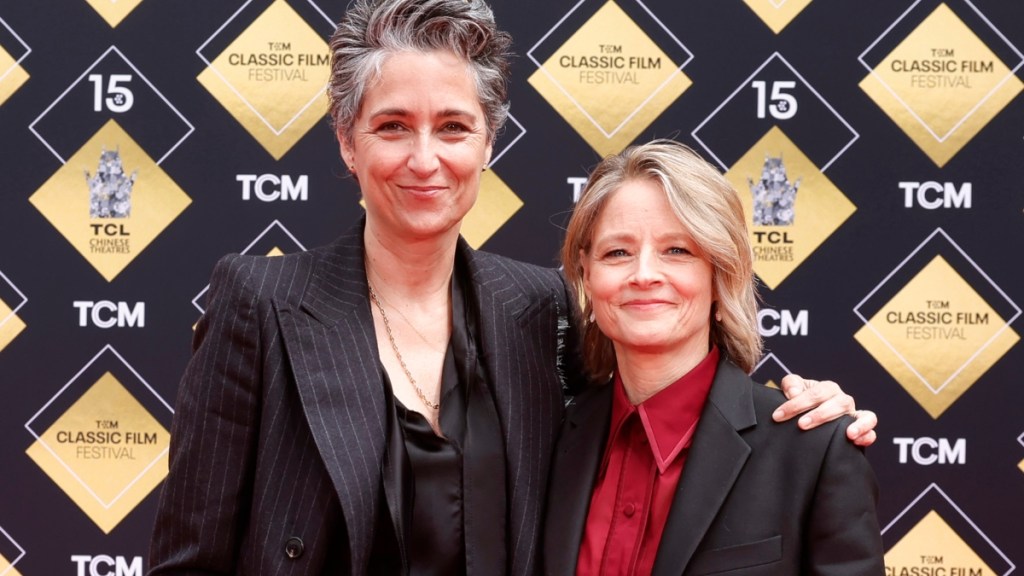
top-left (148, 221), bottom-right (575, 575)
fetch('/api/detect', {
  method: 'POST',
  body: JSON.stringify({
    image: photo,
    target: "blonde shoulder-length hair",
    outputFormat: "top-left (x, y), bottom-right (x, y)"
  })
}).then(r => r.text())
top-left (561, 139), bottom-right (762, 380)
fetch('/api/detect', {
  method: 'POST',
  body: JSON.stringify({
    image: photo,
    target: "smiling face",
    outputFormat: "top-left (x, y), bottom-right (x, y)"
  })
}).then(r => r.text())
top-left (582, 178), bottom-right (716, 366)
top-left (339, 50), bottom-right (493, 244)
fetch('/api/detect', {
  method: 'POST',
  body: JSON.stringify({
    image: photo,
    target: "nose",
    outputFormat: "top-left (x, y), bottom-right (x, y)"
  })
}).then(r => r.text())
top-left (631, 248), bottom-right (663, 287)
top-left (407, 133), bottom-right (440, 175)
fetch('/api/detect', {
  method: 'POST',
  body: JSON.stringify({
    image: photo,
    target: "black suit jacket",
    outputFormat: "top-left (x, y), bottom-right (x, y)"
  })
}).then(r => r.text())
top-left (544, 359), bottom-right (884, 575)
top-left (149, 221), bottom-right (577, 575)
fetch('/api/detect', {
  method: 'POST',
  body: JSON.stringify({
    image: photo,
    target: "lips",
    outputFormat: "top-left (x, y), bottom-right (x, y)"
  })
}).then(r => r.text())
top-left (398, 185), bottom-right (447, 199)
top-left (622, 299), bottom-right (673, 311)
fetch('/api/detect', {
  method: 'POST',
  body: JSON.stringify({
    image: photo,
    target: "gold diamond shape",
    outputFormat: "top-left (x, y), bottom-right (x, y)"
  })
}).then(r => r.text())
top-left (0, 556), bottom-right (23, 576)
top-left (725, 126), bottom-right (855, 290)
top-left (0, 45), bottom-right (29, 107)
top-left (743, 0), bottom-right (813, 34)
top-left (198, 0), bottom-right (330, 160)
top-left (885, 510), bottom-right (997, 575)
top-left (84, 0), bottom-right (144, 27)
top-left (528, 0), bottom-right (691, 156)
top-left (860, 4), bottom-right (1023, 167)
top-left (29, 120), bottom-right (191, 282)
top-left (855, 255), bottom-right (1019, 419)
top-left (0, 298), bottom-right (26, 353)
top-left (462, 170), bottom-right (523, 248)
top-left (26, 372), bottom-right (170, 533)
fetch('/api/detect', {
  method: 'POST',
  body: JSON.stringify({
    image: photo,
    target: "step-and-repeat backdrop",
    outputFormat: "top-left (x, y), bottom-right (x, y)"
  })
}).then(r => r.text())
top-left (1, 0), bottom-right (1022, 573)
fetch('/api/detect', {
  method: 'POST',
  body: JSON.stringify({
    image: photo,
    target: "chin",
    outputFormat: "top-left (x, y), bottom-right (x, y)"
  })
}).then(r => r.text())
top-left (405, 216), bottom-right (462, 239)
top-left (617, 335), bottom-right (678, 351)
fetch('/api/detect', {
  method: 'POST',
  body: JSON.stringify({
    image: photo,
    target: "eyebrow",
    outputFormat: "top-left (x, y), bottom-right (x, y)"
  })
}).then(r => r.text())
top-left (593, 230), bottom-right (692, 245)
top-left (592, 231), bottom-right (636, 244)
top-left (367, 108), bottom-right (479, 121)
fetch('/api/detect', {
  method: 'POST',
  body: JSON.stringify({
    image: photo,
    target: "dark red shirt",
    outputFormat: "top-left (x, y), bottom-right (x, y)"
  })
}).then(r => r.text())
top-left (576, 347), bottom-right (719, 576)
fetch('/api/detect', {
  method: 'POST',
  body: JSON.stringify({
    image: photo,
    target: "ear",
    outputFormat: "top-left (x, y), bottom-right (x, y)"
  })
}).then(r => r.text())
top-left (338, 130), bottom-right (355, 170)
top-left (579, 249), bottom-right (591, 295)
top-left (483, 140), bottom-right (493, 170)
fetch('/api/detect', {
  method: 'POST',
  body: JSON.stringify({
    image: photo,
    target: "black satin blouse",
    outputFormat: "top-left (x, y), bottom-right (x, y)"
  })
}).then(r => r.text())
top-left (396, 335), bottom-right (466, 575)
top-left (369, 264), bottom-right (507, 575)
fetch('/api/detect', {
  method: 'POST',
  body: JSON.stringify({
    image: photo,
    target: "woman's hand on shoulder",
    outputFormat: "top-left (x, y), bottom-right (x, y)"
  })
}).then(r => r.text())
top-left (772, 375), bottom-right (878, 447)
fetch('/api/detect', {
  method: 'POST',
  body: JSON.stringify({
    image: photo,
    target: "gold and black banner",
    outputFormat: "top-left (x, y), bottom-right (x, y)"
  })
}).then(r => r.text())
top-left (1, 1), bottom-right (1021, 573)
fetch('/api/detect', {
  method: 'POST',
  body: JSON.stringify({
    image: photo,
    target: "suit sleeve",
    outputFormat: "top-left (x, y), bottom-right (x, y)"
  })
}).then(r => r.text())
top-left (806, 416), bottom-right (886, 575)
top-left (148, 254), bottom-right (263, 575)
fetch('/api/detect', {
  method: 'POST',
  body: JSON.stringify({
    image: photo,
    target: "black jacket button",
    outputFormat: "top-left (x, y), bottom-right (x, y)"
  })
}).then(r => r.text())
top-left (284, 536), bottom-right (304, 559)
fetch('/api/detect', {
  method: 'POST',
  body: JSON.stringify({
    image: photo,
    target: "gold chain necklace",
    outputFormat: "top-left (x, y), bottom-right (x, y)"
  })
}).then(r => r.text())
top-left (368, 283), bottom-right (441, 411)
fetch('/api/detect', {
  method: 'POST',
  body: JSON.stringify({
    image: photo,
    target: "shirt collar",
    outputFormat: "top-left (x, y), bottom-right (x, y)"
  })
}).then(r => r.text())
top-left (606, 347), bottom-right (720, 474)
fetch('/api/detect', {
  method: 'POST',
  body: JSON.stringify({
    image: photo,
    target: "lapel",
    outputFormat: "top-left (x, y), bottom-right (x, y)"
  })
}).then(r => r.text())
top-left (652, 359), bottom-right (756, 576)
top-left (460, 239), bottom-right (567, 460)
top-left (275, 222), bottom-right (387, 572)
top-left (460, 241), bottom-right (566, 573)
top-left (543, 383), bottom-right (613, 576)
top-left (460, 241), bottom-right (528, 452)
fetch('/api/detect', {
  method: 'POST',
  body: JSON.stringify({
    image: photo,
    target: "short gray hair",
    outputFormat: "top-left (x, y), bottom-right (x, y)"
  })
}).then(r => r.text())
top-left (328, 0), bottom-right (512, 144)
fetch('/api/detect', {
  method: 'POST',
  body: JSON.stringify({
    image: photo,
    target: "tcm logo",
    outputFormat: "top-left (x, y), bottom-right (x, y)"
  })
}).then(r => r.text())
top-left (758, 309), bottom-right (808, 337)
top-left (886, 558), bottom-right (983, 576)
top-left (71, 555), bottom-right (143, 576)
top-left (567, 176), bottom-right (588, 203)
top-left (899, 181), bottom-right (972, 209)
top-left (73, 301), bottom-right (145, 328)
top-left (893, 437), bottom-right (966, 465)
top-left (238, 174), bottom-right (308, 201)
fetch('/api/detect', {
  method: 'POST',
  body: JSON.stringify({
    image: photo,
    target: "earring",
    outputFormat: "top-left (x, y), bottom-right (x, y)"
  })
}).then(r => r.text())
top-left (589, 311), bottom-right (596, 323)
top-left (715, 311), bottom-right (722, 322)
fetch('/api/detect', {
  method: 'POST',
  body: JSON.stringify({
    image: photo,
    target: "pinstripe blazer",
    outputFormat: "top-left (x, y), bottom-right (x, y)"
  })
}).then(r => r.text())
top-left (148, 220), bottom-right (576, 575)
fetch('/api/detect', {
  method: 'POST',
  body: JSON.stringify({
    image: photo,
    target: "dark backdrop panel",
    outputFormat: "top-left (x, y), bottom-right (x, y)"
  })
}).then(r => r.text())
top-left (0, 0), bottom-right (1021, 573)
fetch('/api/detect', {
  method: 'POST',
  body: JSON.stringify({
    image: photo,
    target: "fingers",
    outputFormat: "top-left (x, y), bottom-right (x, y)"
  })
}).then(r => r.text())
top-left (852, 430), bottom-right (878, 447)
top-left (795, 392), bottom-right (856, 429)
top-left (773, 374), bottom-right (812, 421)
top-left (773, 374), bottom-right (880, 444)
top-left (772, 377), bottom-right (853, 424)
top-left (847, 410), bottom-right (879, 447)
top-left (778, 373), bottom-right (809, 398)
